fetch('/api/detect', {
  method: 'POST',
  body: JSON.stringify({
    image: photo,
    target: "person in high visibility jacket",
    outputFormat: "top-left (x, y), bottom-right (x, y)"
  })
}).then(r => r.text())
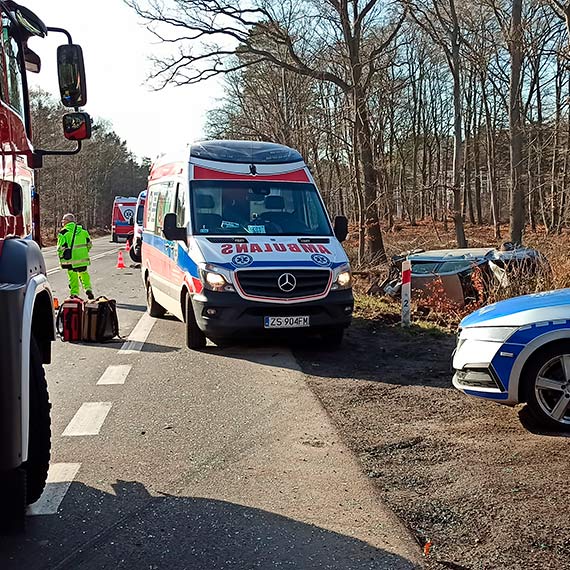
top-left (57, 213), bottom-right (94, 299)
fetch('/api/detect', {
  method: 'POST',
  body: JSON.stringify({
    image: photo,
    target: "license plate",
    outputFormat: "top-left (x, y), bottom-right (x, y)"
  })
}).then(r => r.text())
top-left (264, 316), bottom-right (310, 329)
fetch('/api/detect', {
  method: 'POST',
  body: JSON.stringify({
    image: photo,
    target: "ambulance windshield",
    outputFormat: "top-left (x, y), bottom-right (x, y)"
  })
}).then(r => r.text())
top-left (191, 181), bottom-right (332, 236)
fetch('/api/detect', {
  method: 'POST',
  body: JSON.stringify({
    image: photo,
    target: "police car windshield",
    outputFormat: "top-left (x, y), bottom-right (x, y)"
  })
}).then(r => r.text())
top-left (191, 181), bottom-right (332, 236)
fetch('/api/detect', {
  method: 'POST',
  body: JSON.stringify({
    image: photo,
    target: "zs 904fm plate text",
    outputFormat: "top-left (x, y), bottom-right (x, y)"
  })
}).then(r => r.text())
top-left (264, 316), bottom-right (310, 329)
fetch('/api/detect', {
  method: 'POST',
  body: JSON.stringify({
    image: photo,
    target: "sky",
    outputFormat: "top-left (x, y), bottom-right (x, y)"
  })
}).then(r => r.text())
top-left (24, 0), bottom-right (225, 161)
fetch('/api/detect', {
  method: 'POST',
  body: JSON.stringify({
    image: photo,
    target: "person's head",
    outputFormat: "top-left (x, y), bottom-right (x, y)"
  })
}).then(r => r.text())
top-left (61, 213), bottom-right (75, 226)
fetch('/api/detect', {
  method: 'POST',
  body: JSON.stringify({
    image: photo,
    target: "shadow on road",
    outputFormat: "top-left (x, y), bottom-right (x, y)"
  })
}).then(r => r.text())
top-left (203, 316), bottom-right (455, 390)
top-left (0, 479), bottom-right (419, 570)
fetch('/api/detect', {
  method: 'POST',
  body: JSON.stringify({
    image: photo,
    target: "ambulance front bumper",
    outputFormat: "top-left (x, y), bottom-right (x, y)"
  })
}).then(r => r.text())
top-left (191, 289), bottom-right (354, 338)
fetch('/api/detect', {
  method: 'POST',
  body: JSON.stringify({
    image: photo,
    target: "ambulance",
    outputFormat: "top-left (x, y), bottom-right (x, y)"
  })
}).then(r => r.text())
top-left (142, 140), bottom-right (353, 349)
top-left (111, 196), bottom-right (137, 242)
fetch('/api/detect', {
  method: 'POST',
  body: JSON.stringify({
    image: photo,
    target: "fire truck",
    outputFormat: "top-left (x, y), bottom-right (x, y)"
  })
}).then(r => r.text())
top-left (0, 1), bottom-right (91, 530)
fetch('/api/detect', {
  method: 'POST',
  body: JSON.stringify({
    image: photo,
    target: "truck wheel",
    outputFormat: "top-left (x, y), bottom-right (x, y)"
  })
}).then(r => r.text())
top-left (320, 327), bottom-right (345, 350)
top-left (24, 337), bottom-right (52, 505)
top-left (523, 342), bottom-right (570, 432)
top-left (146, 281), bottom-right (166, 318)
top-left (185, 296), bottom-right (206, 350)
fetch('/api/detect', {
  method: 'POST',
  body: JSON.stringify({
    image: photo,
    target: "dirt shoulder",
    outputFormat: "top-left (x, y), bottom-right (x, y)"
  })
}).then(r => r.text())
top-left (294, 300), bottom-right (570, 570)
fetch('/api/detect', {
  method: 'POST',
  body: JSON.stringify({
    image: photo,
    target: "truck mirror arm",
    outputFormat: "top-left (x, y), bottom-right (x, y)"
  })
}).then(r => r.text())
top-left (30, 141), bottom-right (82, 169)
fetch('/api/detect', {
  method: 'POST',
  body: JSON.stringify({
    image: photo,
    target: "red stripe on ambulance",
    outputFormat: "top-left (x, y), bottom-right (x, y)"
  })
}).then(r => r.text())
top-left (193, 166), bottom-right (309, 183)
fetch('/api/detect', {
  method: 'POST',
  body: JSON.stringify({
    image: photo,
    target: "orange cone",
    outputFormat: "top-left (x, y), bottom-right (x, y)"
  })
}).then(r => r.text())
top-left (53, 297), bottom-right (59, 310)
top-left (116, 250), bottom-right (126, 269)
top-left (125, 240), bottom-right (131, 252)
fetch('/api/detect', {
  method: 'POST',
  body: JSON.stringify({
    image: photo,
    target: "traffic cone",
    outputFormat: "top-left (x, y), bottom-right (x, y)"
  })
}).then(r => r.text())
top-left (116, 250), bottom-right (126, 269)
top-left (53, 297), bottom-right (59, 310)
top-left (125, 240), bottom-right (131, 253)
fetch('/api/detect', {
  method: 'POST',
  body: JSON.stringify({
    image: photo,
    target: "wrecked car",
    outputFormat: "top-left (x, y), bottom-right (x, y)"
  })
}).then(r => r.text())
top-left (381, 245), bottom-right (548, 307)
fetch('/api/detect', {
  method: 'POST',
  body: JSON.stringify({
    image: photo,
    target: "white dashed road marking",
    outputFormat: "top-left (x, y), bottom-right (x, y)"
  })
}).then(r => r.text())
top-left (119, 313), bottom-right (156, 354)
top-left (46, 248), bottom-right (120, 275)
top-left (62, 402), bottom-right (113, 437)
top-left (27, 463), bottom-right (81, 516)
top-left (97, 364), bottom-right (132, 386)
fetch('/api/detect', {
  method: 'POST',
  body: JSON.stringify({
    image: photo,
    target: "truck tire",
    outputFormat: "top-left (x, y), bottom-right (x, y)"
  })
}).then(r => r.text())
top-left (185, 296), bottom-right (206, 350)
top-left (146, 280), bottom-right (166, 318)
top-left (24, 336), bottom-right (52, 505)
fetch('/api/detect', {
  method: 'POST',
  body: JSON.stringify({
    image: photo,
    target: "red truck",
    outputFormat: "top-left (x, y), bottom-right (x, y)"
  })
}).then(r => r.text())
top-left (0, 1), bottom-right (91, 530)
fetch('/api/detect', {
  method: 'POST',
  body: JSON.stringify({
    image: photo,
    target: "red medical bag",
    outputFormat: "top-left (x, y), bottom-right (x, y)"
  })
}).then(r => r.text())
top-left (56, 297), bottom-right (84, 342)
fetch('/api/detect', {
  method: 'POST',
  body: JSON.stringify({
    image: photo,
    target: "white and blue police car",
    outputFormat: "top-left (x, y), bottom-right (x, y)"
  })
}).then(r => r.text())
top-left (453, 289), bottom-right (570, 431)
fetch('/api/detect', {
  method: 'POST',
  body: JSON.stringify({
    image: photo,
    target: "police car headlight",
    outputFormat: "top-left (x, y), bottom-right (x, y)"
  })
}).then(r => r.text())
top-left (332, 268), bottom-right (352, 290)
top-left (460, 326), bottom-right (518, 342)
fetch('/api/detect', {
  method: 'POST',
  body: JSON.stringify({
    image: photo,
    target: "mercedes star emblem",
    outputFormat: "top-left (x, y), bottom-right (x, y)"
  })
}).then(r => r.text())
top-left (277, 272), bottom-right (297, 293)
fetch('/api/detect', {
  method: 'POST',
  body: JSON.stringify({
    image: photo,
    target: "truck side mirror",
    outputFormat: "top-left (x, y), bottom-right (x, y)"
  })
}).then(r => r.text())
top-left (57, 44), bottom-right (87, 107)
top-left (163, 213), bottom-right (187, 242)
top-left (63, 112), bottom-right (92, 141)
top-left (7, 182), bottom-right (23, 216)
top-left (334, 215), bottom-right (348, 242)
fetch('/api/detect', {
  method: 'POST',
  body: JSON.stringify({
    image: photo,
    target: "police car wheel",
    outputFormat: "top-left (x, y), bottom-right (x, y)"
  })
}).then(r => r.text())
top-left (185, 297), bottom-right (206, 350)
top-left (146, 281), bottom-right (166, 318)
top-left (24, 337), bottom-right (52, 505)
top-left (523, 342), bottom-right (570, 432)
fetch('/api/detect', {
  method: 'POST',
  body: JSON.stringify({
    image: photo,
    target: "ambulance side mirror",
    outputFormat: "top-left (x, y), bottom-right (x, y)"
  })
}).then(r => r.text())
top-left (57, 44), bottom-right (87, 108)
top-left (334, 215), bottom-right (348, 243)
top-left (163, 213), bottom-right (187, 242)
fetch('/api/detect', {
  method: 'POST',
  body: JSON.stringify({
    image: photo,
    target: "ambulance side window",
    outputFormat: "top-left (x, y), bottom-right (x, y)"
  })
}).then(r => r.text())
top-left (155, 182), bottom-right (175, 236)
top-left (146, 184), bottom-right (161, 233)
top-left (175, 183), bottom-right (188, 227)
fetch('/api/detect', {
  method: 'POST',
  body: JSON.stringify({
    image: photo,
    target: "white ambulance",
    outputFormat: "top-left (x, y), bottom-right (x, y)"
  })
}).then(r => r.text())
top-left (142, 140), bottom-right (353, 349)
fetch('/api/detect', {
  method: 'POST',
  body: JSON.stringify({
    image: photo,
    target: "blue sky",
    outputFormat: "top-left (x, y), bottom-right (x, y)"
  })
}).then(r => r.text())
top-left (24, 0), bottom-right (224, 160)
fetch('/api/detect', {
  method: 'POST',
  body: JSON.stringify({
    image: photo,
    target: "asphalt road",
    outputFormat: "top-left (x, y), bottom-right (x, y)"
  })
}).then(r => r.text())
top-left (1, 237), bottom-right (421, 570)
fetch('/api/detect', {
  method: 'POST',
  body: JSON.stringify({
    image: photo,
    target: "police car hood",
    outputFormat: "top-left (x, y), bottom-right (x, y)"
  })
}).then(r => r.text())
top-left (461, 288), bottom-right (570, 328)
top-left (194, 235), bottom-right (349, 271)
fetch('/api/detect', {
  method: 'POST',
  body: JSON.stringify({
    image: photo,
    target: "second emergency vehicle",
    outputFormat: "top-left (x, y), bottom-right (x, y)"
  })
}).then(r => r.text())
top-left (142, 140), bottom-right (353, 349)
top-left (111, 195), bottom-right (137, 242)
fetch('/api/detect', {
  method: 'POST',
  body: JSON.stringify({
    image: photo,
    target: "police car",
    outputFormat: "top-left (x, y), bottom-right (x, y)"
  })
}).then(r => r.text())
top-left (453, 289), bottom-right (570, 431)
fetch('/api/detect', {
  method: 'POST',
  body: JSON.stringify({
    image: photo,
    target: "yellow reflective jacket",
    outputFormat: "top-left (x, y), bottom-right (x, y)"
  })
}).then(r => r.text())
top-left (57, 222), bottom-right (92, 270)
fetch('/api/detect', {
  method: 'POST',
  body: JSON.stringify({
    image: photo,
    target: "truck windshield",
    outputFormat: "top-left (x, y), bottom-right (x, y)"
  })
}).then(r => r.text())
top-left (190, 181), bottom-right (332, 236)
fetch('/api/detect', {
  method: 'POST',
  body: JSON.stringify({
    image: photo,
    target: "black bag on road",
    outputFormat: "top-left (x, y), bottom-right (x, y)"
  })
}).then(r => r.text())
top-left (82, 297), bottom-right (120, 342)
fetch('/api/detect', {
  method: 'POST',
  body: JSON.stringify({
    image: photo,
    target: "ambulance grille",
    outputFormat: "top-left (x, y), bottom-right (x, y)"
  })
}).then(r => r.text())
top-left (236, 269), bottom-right (331, 299)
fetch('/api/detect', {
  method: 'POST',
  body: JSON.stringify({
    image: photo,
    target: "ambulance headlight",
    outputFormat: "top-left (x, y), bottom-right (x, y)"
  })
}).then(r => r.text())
top-left (201, 266), bottom-right (235, 292)
top-left (332, 267), bottom-right (352, 290)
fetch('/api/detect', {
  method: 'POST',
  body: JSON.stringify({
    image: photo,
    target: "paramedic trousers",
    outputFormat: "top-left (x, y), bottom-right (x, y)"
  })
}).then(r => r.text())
top-left (67, 269), bottom-right (92, 296)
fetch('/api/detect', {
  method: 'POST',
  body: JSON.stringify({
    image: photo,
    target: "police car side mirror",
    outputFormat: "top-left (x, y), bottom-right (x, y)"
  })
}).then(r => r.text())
top-left (163, 213), bottom-right (187, 242)
top-left (334, 215), bottom-right (348, 242)
top-left (57, 44), bottom-right (87, 108)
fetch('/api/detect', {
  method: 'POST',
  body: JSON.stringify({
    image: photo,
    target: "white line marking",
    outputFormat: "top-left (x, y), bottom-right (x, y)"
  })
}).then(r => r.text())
top-left (46, 248), bottom-right (120, 275)
top-left (27, 463), bottom-right (81, 516)
top-left (119, 312), bottom-right (156, 354)
top-left (97, 364), bottom-right (132, 385)
top-left (62, 402), bottom-right (113, 436)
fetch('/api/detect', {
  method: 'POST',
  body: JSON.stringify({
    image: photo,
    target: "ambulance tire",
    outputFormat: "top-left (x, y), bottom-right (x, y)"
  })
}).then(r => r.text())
top-left (185, 297), bottom-right (206, 350)
top-left (24, 337), bottom-right (51, 505)
top-left (111, 232), bottom-right (117, 243)
top-left (320, 327), bottom-right (344, 350)
top-left (129, 245), bottom-right (141, 263)
top-left (146, 281), bottom-right (166, 318)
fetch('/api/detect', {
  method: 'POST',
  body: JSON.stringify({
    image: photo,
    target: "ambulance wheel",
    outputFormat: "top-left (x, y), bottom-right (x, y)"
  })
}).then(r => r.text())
top-left (111, 232), bottom-right (117, 243)
top-left (146, 281), bottom-right (166, 318)
top-left (24, 336), bottom-right (52, 505)
top-left (129, 245), bottom-right (141, 263)
top-left (185, 297), bottom-right (206, 350)
top-left (320, 327), bottom-right (344, 350)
